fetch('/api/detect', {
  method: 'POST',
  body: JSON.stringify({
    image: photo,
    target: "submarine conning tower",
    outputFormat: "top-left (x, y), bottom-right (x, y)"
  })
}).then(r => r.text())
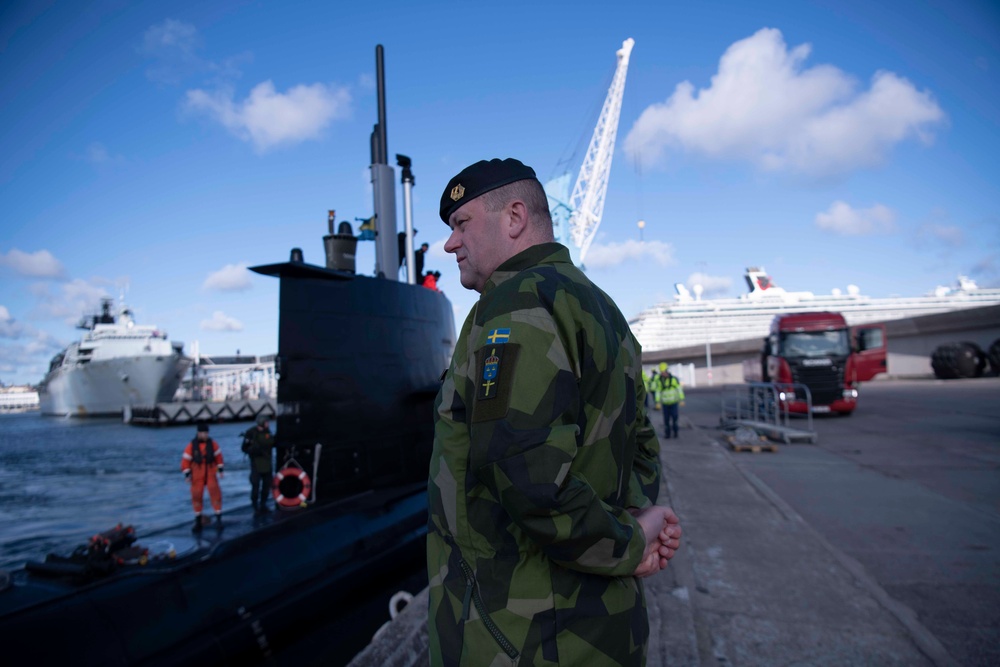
top-left (250, 43), bottom-right (455, 502)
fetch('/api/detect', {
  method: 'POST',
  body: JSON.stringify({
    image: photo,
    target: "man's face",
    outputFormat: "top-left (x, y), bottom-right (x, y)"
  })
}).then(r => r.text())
top-left (197, 430), bottom-right (208, 441)
top-left (443, 197), bottom-right (508, 293)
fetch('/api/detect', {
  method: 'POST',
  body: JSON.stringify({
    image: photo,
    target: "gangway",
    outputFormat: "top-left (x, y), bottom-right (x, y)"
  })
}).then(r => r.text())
top-left (721, 382), bottom-right (818, 444)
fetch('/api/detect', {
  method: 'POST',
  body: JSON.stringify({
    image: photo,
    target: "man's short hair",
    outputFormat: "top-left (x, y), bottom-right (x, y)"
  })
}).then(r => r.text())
top-left (480, 179), bottom-right (553, 226)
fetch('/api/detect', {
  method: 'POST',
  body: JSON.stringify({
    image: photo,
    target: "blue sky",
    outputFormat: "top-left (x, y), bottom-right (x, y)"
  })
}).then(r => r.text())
top-left (2, 0), bottom-right (998, 386)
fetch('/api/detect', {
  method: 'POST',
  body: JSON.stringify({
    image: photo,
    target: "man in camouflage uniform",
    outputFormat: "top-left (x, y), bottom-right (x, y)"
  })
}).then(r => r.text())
top-left (428, 158), bottom-right (682, 666)
top-left (242, 415), bottom-right (275, 513)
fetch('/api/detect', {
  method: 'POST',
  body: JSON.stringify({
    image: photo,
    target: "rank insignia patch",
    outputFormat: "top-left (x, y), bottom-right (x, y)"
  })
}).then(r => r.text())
top-left (472, 343), bottom-right (519, 422)
top-left (479, 346), bottom-right (503, 400)
top-left (485, 328), bottom-right (510, 345)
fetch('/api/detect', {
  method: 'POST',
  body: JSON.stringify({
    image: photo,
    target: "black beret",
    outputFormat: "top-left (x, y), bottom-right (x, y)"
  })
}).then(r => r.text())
top-left (196, 422), bottom-right (209, 432)
top-left (439, 158), bottom-right (538, 223)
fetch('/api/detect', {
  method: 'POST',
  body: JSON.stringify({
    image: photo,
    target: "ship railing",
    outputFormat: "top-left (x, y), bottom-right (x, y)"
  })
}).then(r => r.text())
top-left (720, 382), bottom-right (818, 444)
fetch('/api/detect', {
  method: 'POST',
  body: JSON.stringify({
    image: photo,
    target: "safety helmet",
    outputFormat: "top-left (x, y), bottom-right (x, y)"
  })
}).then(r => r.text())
top-left (659, 362), bottom-right (668, 372)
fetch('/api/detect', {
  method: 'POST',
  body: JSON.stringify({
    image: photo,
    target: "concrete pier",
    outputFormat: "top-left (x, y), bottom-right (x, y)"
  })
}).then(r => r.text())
top-left (349, 377), bottom-right (1000, 666)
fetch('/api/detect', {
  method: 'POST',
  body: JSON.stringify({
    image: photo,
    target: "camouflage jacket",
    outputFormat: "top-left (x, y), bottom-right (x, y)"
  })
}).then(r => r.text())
top-left (243, 427), bottom-right (274, 473)
top-left (427, 243), bottom-right (661, 666)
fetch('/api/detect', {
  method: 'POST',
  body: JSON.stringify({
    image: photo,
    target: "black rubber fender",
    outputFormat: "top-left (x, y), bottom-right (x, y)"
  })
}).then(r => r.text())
top-left (931, 341), bottom-right (987, 379)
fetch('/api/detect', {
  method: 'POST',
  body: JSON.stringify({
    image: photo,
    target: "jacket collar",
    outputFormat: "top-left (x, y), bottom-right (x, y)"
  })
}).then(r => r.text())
top-left (482, 243), bottom-right (571, 296)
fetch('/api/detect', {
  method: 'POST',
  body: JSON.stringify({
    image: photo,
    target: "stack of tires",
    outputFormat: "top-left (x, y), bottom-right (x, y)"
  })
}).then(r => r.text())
top-left (931, 340), bottom-right (992, 379)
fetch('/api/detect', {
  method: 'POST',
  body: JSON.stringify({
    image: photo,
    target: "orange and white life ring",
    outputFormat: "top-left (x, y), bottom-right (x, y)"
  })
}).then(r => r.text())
top-left (272, 466), bottom-right (311, 509)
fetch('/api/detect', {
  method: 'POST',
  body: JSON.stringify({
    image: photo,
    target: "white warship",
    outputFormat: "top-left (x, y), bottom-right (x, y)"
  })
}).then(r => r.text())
top-left (629, 267), bottom-right (1000, 353)
top-left (39, 298), bottom-right (191, 417)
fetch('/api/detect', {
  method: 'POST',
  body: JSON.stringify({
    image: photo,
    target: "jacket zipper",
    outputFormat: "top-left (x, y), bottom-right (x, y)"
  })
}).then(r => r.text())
top-left (457, 557), bottom-right (520, 662)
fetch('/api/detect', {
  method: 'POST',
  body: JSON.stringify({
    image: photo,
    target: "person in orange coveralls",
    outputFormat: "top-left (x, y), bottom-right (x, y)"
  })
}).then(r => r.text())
top-left (181, 422), bottom-right (225, 532)
top-left (421, 270), bottom-right (441, 291)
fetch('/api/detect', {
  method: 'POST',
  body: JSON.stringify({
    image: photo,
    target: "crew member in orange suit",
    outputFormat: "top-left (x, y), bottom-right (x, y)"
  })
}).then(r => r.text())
top-left (181, 422), bottom-right (225, 532)
top-left (421, 270), bottom-right (441, 291)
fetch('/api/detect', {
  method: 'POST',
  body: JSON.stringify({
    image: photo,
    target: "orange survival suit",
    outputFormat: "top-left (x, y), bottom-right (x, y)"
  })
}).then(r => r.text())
top-left (181, 432), bottom-right (225, 518)
top-left (421, 271), bottom-right (440, 291)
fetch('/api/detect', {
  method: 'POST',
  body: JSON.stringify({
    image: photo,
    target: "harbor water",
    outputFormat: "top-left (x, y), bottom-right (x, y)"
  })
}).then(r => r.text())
top-left (0, 411), bottom-right (256, 570)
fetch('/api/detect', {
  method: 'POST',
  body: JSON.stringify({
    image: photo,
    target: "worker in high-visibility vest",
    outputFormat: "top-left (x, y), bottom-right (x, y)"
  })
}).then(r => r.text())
top-left (643, 368), bottom-right (659, 409)
top-left (655, 362), bottom-right (685, 438)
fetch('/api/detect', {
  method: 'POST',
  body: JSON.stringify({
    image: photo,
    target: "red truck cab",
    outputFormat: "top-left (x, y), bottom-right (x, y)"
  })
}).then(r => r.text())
top-left (748, 312), bottom-right (886, 415)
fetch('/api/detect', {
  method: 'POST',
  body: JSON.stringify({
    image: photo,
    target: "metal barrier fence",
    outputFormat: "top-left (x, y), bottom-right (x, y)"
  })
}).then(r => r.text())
top-left (720, 382), bottom-right (818, 443)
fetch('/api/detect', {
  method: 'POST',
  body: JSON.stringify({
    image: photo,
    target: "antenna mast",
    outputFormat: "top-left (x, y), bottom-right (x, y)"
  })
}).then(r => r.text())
top-left (370, 44), bottom-right (399, 279)
top-left (567, 38), bottom-right (634, 267)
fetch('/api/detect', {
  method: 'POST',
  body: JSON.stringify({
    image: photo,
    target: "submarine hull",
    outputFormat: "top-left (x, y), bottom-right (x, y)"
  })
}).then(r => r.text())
top-left (2, 486), bottom-right (428, 665)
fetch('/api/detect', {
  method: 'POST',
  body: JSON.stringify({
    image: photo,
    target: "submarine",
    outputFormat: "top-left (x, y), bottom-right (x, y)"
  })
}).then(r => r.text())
top-left (0, 45), bottom-right (455, 666)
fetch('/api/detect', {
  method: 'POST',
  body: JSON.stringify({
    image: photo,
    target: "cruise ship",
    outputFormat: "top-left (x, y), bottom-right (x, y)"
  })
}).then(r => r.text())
top-left (39, 298), bottom-right (191, 417)
top-left (629, 267), bottom-right (1000, 353)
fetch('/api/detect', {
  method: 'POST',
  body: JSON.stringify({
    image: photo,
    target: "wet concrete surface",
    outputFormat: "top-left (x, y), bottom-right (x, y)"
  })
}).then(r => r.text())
top-left (662, 377), bottom-right (999, 666)
top-left (352, 377), bottom-right (1000, 666)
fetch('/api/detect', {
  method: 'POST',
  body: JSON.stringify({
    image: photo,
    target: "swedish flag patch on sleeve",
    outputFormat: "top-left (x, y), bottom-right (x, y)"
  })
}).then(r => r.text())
top-left (485, 328), bottom-right (510, 344)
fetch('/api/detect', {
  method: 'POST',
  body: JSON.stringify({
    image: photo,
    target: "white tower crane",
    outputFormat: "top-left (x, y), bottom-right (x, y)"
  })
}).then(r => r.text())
top-left (566, 38), bottom-right (635, 268)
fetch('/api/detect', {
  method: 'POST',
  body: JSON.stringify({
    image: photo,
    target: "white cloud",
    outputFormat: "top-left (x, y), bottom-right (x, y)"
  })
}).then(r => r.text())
top-left (142, 19), bottom-right (198, 55)
top-left (0, 320), bottom-right (22, 339)
top-left (624, 28), bottom-right (945, 177)
top-left (87, 143), bottom-right (110, 163)
top-left (0, 248), bottom-right (66, 278)
top-left (0, 333), bottom-right (64, 382)
top-left (185, 80), bottom-right (351, 152)
top-left (0, 304), bottom-right (65, 383)
top-left (203, 262), bottom-right (252, 291)
top-left (30, 279), bottom-right (111, 324)
top-left (686, 272), bottom-right (732, 297)
top-left (815, 201), bottom-right (896, 235)
top-left (0, 312), bottom-right (22, 339)
top-left (584, 240), bottom-right (673, 269)
top-left (85, 142), bottom-right (125, 165)
top-left (0, 312), bottom-right (63, 348)
top-left (200, 311), bottom-right (244, 332)
top-left (971, 254), bottom-right (998, 286)
top-left (140, 19), bottom-right (201, 84)
top-left (917, 223), bottom-right (964, 247)
top-left (0, 304), bottom-right (37, 342)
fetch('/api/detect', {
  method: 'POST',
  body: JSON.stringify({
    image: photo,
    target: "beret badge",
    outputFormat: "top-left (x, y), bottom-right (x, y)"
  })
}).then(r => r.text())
top-left (450, 183), bottom-right (465, 202)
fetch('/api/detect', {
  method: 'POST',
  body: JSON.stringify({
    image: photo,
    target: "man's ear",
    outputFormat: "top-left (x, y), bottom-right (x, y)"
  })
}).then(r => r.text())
top-left (506, 200), bottom-right (528, 239)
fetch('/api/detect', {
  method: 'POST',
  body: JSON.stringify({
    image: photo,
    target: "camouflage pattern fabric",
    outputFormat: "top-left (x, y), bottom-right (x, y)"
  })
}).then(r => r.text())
top-left (428, 243), bottom-right (661, 666)
top-left (245, 428), bottom-right (275, 473)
